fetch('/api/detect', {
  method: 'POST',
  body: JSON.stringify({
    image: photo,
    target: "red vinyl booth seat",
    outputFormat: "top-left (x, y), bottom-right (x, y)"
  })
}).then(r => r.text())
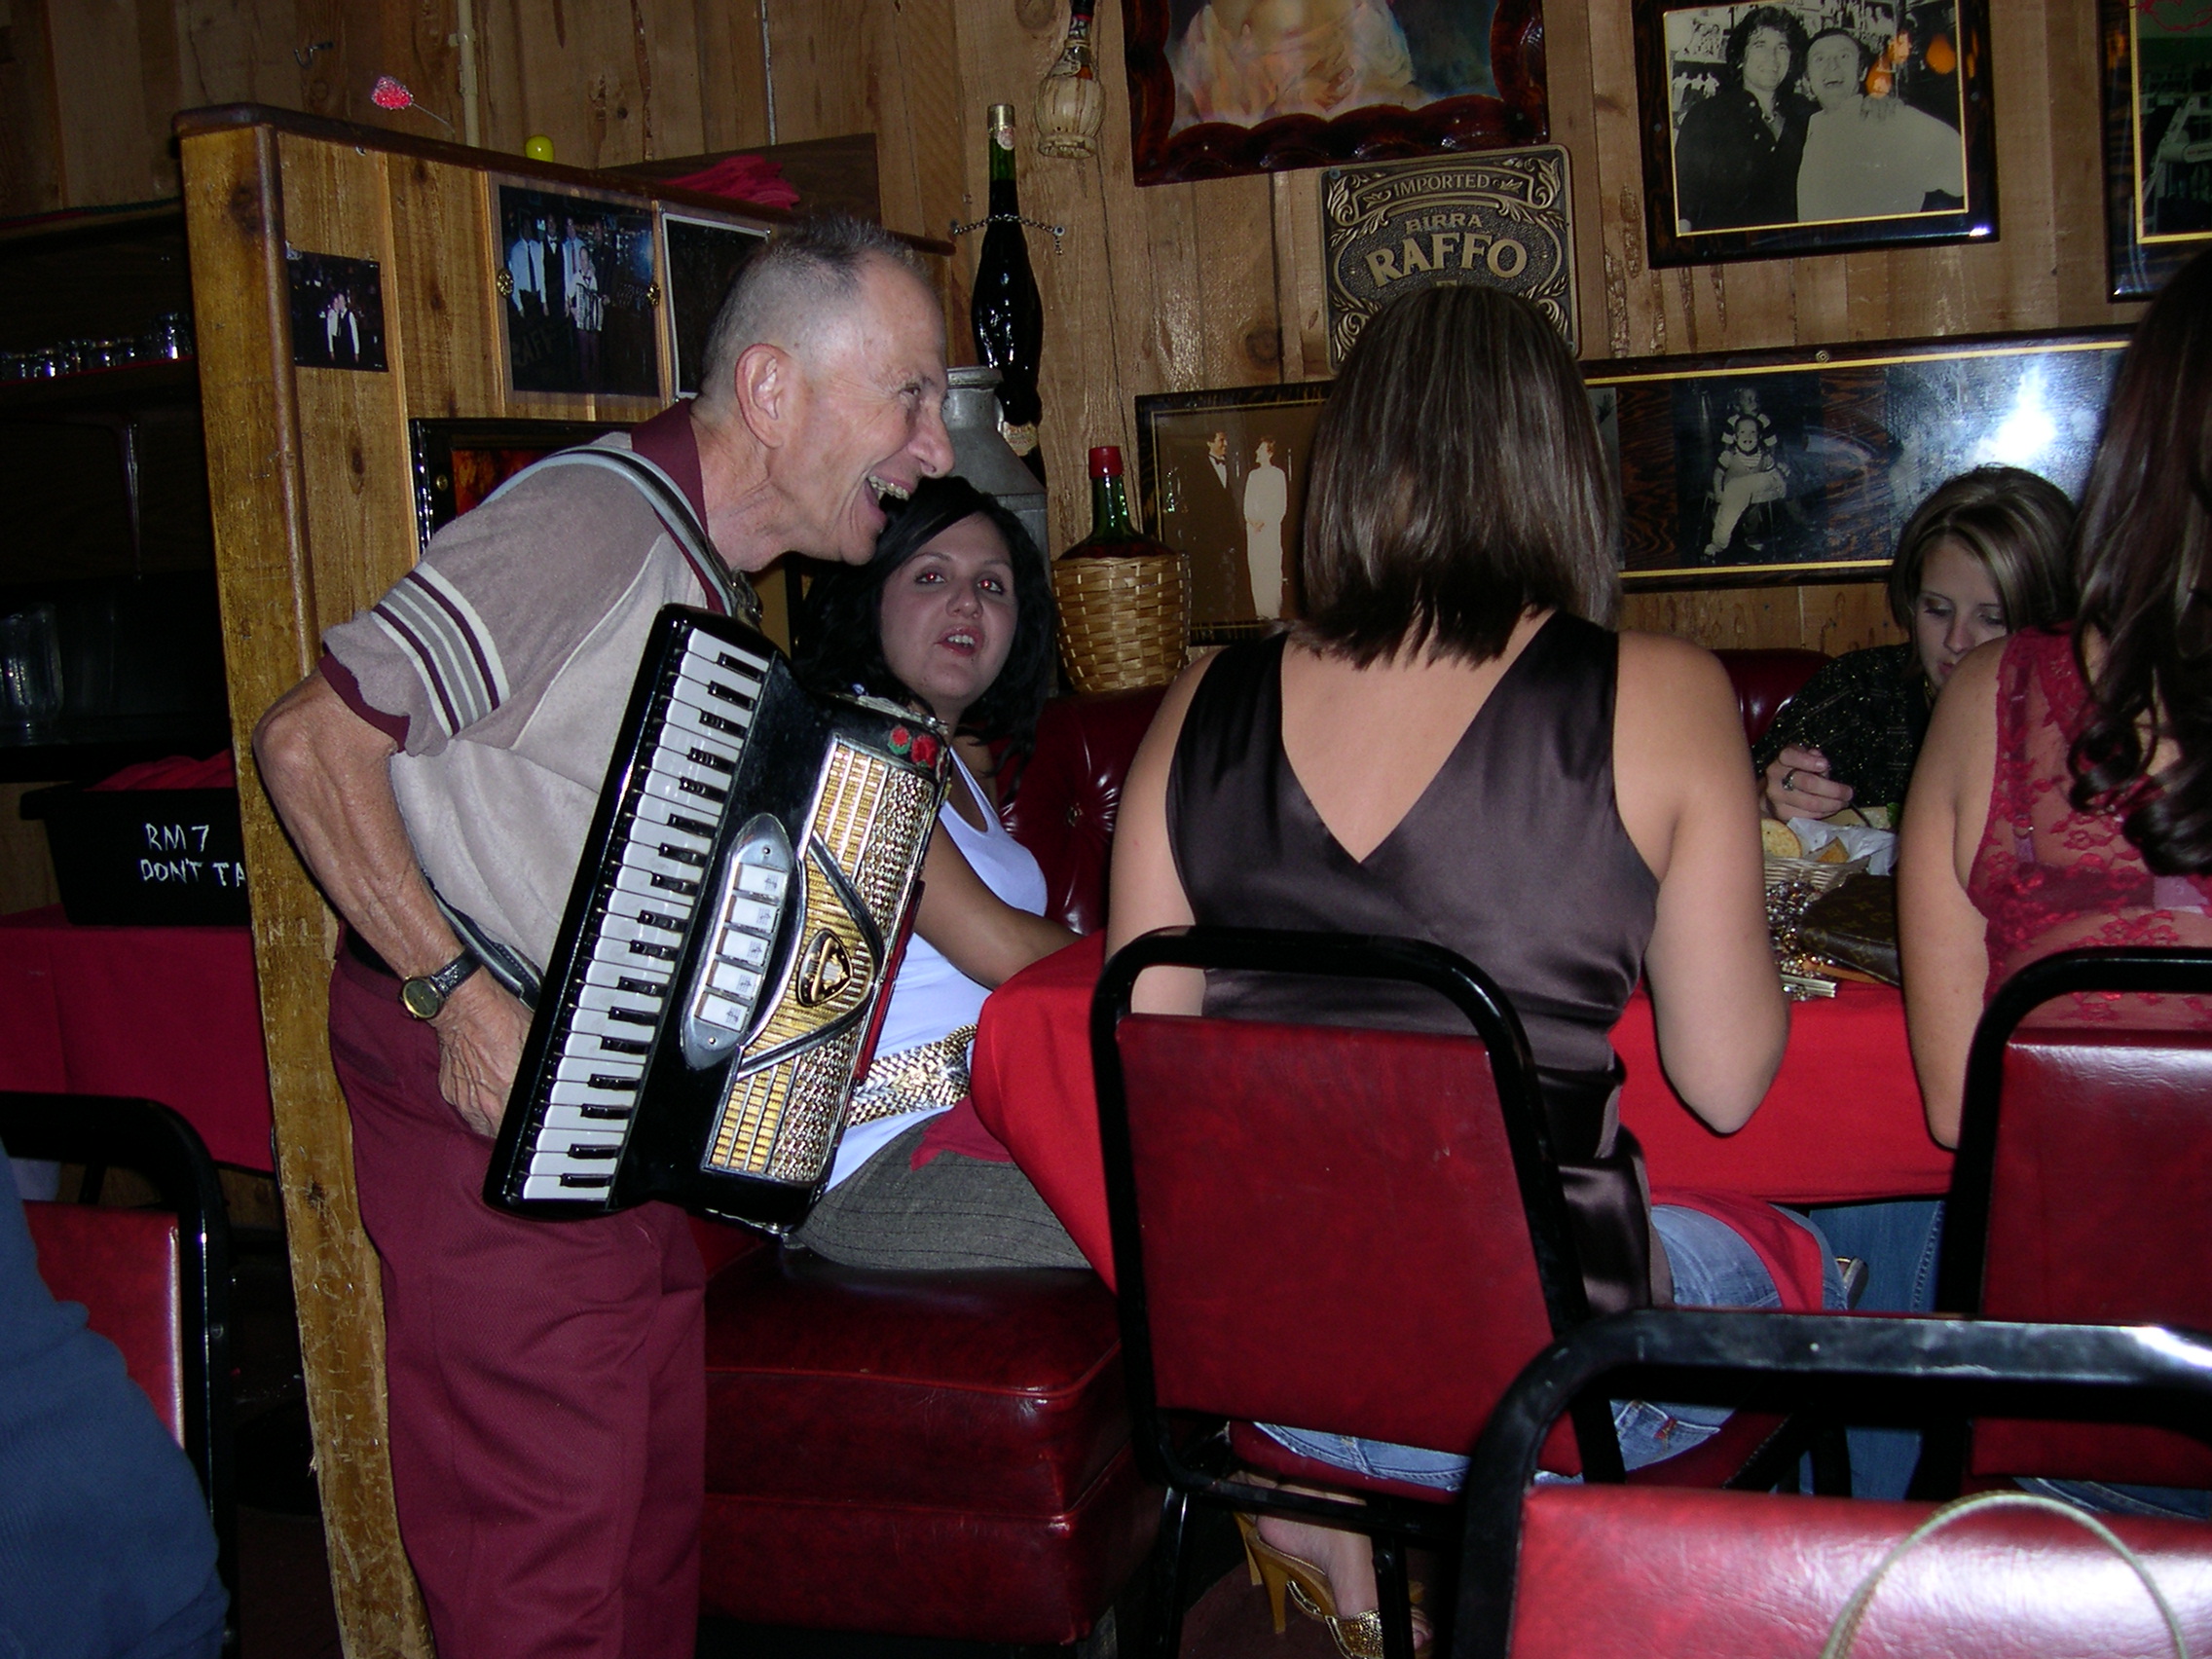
top-left (24, 1202), bottom-right (186, 1443)
top-left (692, 646), bottom-right (1825, 1641)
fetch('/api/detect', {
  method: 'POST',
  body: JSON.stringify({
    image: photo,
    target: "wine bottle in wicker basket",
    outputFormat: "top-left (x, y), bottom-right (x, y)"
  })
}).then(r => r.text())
top-left (1052, 445), bottom-right (1190, 693)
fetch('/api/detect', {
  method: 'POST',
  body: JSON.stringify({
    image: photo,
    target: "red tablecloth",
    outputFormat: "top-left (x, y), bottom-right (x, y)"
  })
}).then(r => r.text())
top-left (971, 935), bottom-right (1953, 1284)
top-left (0, 906), bottom-right (274, 1169)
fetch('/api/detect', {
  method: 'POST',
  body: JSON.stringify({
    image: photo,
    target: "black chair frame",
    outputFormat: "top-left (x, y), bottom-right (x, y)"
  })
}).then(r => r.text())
top-left (1092, 927), bottom-right (1620, 1659)
top-left (0, 1091), bottom-right (236, 1647)
top-left (1454, 1310), bottom-right (2212, 1659)
top-left (1938, 945), bottom-right (2212, 1317)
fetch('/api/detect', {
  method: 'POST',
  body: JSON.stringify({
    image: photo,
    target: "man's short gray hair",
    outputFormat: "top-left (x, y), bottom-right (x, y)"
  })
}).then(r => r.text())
top-left (695, 215), bottom-right (925, 409)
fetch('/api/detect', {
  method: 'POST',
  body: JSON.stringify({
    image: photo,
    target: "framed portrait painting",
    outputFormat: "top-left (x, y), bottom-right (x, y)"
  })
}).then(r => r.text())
top-left (1124, 0), bottom-right (1548, 186)
top-left (1635, 0), bottom-right (1997, 267)
top-left (1133, 380), bottom-right (1333, 641)
top-left (495, 184), bottom-right (662, 400)
top-left (2101, 0), bottom-right (2212, 302)
top-left (1586, 328), bottom-right (2127, 589)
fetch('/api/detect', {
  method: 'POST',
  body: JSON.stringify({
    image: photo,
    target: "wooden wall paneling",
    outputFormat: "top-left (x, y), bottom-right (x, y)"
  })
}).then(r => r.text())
top-left (178, 119), bottom-right (435, 1659)
top-left (1538, 0), bottom-right (1605, 360)
top-left (280, 130), bottom-right (421, 625)
top-left (0, 0), bottom-right (64, 216)
top-left (46, 0), bottom-right (163, 205)
top-left (1803, 579), bottom-right (1908, 655)
top-left (692, 0), bottom-right (773, 156)
top-left (476, 0), bottom-right (686, 169)
top-left (1191, 173), bottom-right (1283, 389)
top-left (1619, 585), bottom-right (1805, 650)
top-left (1136, 181), bottom-right (1206, 391)
top-left (1582, 0), bottom-right (1668, 360)
top-left (2046, 0), bottom-right (2125, 327)
top-left (1268, 166), bottom-right (1327, 382)
top-left (1790, 249), bottom-right (1852, 346)
top-left (387, 153), bottom-right (505, 419)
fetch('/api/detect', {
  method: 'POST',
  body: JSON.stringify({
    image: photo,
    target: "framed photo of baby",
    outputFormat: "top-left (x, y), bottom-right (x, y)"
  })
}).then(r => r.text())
top-left (1585, 328), bottom-right (2127, 589)
top-left (1124, 0), bottom-right (1549, 185)
top-left (1634, 0), bottom-right (1996, 266)
top-left (1134, 381), bottom-right (1332, 642)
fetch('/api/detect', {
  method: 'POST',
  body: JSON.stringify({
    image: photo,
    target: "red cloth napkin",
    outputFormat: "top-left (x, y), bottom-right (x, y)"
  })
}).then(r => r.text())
top-left (971, 935), bottom-right (1950, 1288)
top-left (87, 753), bottom-right (236, 792)
top-left (663, 155), bottom-right (800, 211)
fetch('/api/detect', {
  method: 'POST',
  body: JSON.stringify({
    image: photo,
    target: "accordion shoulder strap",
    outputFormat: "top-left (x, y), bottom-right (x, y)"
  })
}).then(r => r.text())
top-left (526, 445), bottom-right (761, 626)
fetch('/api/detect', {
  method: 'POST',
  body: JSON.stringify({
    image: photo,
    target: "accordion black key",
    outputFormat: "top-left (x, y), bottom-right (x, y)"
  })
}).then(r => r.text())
top-left (485, 606), bottom-right (948, 1228)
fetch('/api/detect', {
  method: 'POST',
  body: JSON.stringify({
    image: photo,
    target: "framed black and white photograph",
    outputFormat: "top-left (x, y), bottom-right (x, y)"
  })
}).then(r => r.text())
top-left (287, 249), bottom-right (387, 372)
top-left (1124, 0), bottom-right (1548, 185)
top-left (496, 185), bottom-right (661, 399)
top-left (661, 211), bottom-right (768, 397)
top-left (1636, 0), bottom-right (1996, 267)
top-left (1134, 380), bottom-right (1333, 640)
top-left (1585, 328), bottom-right (2127, 588)
top-left (2101, 0), bottom-right (2212, 302)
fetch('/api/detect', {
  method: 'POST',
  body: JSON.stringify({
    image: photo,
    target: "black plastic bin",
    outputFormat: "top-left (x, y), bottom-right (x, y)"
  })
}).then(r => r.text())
top-left (20, 784), bottom-right (249, 926)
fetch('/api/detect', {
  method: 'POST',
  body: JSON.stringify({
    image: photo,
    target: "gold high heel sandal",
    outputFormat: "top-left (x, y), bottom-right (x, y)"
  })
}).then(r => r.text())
top-left (1234, 1513), bottom-right (1429, 1659)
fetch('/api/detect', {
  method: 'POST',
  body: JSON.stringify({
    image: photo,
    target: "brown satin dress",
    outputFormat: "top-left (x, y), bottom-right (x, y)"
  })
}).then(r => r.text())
top-left (1165, 613), bottom-right (1670, 1311)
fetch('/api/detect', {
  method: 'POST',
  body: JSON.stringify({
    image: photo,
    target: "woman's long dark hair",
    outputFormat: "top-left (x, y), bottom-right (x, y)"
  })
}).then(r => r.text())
top-left (2068, 247), bottom-right (2212, 871)
top-left (792, 474), bottom-right (1056, 756)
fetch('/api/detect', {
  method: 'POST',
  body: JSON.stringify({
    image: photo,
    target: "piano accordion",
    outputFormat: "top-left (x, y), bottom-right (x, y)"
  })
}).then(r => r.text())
top-left (485, 606), bottom-right (948, 1228)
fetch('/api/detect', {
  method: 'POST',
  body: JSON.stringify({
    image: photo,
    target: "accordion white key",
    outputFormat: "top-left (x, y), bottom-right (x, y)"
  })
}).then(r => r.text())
top-left (484, 605), bottom-right (948, 1229)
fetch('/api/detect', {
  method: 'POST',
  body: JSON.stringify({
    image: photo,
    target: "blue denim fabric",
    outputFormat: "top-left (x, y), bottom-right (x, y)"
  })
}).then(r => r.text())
top-left (1807, 1198), bottom-right (1944, 1498)
top-left (1255, 1203), bottom-right (1843, 1483)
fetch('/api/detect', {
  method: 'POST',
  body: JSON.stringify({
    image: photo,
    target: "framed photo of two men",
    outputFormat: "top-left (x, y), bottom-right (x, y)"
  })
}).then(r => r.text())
top-left (1635, 0), bottom-right (1997, 267)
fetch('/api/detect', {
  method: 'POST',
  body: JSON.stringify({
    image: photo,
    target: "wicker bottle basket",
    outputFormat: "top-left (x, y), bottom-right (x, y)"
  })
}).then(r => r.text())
top-left (1051, 549), bottom-right (1191, 693)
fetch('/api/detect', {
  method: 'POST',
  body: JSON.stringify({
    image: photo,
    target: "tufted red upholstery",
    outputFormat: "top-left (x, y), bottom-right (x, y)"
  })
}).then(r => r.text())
top-left (1501, 1483), bottom-right (2212, 1657)
top-left (697, 1247), bottom-right (1157, 1641)
top-left (25, 1201), bottom-right (186, 1445)
top-left (1971, 1022), bottom-right (2212, 1486)
top-left (1712, 647), bottom-right (1827, 748)
top-left (999, 686), bottom-right (1168, 936)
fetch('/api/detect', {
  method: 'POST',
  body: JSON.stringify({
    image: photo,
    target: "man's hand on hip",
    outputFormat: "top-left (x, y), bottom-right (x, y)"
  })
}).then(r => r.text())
top-left (431, 973), bottom-right (534, 1137)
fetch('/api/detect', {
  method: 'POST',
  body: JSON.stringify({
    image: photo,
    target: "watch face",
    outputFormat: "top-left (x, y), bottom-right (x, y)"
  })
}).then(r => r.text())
top-left (401, 977), bottom-right (444, 1019)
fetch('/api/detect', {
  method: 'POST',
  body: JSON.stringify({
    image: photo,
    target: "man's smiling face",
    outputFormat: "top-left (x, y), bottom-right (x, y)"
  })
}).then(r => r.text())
top-left (776, 259), bottom-right (954, 566)
top-left (1807, 35), bottom-right (1863, 110)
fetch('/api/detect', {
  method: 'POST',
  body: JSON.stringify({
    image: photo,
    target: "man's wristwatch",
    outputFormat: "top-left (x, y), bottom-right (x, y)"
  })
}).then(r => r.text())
top-left (400, 950), bottom-right (483, 1020)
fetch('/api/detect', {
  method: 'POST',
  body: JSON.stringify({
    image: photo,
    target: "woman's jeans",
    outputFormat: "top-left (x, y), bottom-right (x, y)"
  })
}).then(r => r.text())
top-left (1256, 1203), bottom-right (1846, 1486)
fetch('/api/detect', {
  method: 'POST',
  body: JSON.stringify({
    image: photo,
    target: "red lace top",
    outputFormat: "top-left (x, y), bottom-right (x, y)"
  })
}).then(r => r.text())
top-left (1967, 627), bottom-right (2212, 1017)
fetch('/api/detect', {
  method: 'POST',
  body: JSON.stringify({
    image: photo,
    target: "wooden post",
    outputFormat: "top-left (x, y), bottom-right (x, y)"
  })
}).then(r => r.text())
top-left (178, 119), bottom-right (437, 1659)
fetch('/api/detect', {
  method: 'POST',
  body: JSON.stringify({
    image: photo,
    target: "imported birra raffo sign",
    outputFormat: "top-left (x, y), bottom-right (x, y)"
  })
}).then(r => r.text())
top-left (1321, 146), bottom-right (1577, 367)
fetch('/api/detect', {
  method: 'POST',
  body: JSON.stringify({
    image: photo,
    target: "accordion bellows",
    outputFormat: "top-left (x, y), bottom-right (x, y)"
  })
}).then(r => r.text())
top-left (484, 607), bottom-right (947, 1230)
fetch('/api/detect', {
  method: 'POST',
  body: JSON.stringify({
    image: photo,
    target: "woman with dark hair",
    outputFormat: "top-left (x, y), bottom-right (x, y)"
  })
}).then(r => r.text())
top-left (1902, 249), bottom-right (2212, 1150)
top-left (1107, 282), bottom-right (1841, 1654)
top-left (785, 474), bottom-right (1082, 1269)
top-left (1672, 5), bottom-right (1814, 232)
top-left (1756, 465), bottom-right (2078, 824)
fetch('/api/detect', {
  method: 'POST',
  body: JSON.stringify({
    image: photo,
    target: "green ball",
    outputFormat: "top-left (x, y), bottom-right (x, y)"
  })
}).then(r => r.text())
top-left (524, 134), bottom-right (555, 163)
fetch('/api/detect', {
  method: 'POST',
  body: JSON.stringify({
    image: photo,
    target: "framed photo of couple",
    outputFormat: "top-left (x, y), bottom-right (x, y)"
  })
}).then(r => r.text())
top-left (1634, 0), bottom-right (1997, 267)
top-left (1133, 381), bottom-right (1333, 642)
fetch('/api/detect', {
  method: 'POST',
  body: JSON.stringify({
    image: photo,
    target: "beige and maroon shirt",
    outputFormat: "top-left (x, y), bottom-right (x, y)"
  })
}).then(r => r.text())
top-left (323, 405), bottom-right (731, 973)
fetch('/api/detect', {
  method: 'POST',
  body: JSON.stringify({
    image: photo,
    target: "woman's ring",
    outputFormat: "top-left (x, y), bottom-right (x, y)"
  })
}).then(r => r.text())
top-left (1782, 769), bottom-right (1798, 793)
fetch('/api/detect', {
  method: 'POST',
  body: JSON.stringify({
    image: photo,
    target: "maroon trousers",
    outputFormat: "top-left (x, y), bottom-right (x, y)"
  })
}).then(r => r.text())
top-left (328, 952), bottom-right (704, 1659)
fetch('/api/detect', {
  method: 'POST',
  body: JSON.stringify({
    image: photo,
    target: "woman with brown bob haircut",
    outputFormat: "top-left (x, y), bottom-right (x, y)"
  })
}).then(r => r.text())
top-left (1108, 282), bottom-right (1838, 1655)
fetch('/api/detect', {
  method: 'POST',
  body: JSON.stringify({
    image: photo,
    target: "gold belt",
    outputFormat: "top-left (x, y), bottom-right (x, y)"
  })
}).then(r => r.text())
top-left (845, 1024), bottom-right (977, 1126)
